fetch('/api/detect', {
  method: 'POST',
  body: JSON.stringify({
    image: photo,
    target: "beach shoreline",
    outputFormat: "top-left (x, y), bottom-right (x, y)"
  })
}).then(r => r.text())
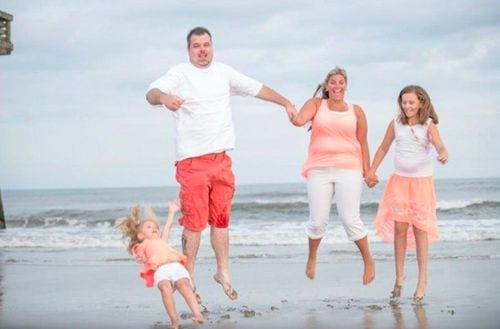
top-left (1, 247), bottom-right (499, 329)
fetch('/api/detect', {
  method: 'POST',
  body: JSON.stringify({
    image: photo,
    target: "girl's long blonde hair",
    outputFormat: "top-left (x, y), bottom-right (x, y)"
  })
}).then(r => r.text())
top-left (398, 85), bottom-right (439, 125)
top-left (115, 205), bottom-right (158, 253)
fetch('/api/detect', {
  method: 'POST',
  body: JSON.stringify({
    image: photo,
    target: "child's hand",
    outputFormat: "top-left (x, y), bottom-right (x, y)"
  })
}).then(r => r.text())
top-left (364, 173), bottom-right (379, 188)
top-left (168, 200), bottom-right (180, 214)
top-left (437, 150), bottom-right (448, 164)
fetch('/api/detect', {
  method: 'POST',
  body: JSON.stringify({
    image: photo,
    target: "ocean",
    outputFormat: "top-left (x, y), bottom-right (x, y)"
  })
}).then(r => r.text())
top-left (1, 178), bottom-right (499, 264)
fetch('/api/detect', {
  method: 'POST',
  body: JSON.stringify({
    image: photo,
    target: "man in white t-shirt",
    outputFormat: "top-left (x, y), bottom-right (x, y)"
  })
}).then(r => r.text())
top-left (146, 26), bottom-right (296, 301)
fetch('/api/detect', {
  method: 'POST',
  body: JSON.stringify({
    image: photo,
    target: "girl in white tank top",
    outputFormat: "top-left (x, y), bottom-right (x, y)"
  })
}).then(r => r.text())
top-left (365, 85), bottom-right (448, 305)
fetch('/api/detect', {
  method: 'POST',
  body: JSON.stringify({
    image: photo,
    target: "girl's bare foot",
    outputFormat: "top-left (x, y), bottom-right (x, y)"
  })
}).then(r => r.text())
top-left (391, 275), bottom-right (405, 298)
top-left (305, 257), bottom-right (316, 279)
top-left (413, 281), bottom-right (426, 303)
top-left (363, 258), bottom-right (375, 285)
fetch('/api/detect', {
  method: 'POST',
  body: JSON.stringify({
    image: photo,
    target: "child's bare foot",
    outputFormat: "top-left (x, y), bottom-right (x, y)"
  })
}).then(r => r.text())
top-left (192, 313), bottom-right (204, 324)
top-left (363, 258), bottom-right (375, 285)
top-left (305, 257), bottom-right (316, 280)
top-left (192, 285), bottom-right (202, 304)
top-left (391, 275), bottom-right (405, 298)
top-left (413, 281), bottom-right (426, 303)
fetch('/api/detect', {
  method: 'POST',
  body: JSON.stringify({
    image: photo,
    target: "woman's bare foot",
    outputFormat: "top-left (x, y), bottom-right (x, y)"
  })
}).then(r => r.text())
top-left (305, 256), bottom-right (317, 280)
top-left (363, 258), bottom-right (375, 285)
top-left (395, 275), bottom-right (405, 287)
top-left (192, 313), bottom-right (204, 324)
top-left (169, 320), bottom-right (179, 329)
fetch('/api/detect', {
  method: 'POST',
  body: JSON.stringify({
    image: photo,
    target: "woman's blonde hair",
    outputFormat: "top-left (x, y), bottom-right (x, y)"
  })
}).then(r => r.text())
top-left (115, 205), bottom-right (158, 253)
top-left (313, 66), bottom-right (348, 99)
top-left (398, 85), bottom-right (439, 125)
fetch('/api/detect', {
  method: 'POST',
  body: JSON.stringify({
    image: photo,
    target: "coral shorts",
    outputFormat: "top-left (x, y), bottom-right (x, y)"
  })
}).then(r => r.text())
top-left (175, 152), bottom-right (235, 232)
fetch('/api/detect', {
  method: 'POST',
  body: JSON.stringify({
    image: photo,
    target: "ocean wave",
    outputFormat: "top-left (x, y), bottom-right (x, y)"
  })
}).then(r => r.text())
top-left (231, 199), bottom-right (500, 213)
top-left (437, 200), bottom-right (499, 210)
top-left (2, 218), bottom-right (500, 249)
top-left (5, 208), bottom-right (127, 228)
top-left (4, 199), bottom-right (500, 229)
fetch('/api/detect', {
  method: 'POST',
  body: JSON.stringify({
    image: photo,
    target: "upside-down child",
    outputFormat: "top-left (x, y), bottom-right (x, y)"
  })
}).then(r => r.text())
top-left (116, 201), bottom-right (203, 329)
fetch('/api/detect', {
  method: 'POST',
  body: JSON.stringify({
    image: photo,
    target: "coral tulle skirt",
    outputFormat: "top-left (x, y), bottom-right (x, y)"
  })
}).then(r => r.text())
top-left (373, 174), bottom-right (438, 249)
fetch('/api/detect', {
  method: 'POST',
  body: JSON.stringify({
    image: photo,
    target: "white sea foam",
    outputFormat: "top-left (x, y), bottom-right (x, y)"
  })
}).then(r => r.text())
top-left (1, 218), bottom-right (500, 249)
top-left (436, 199), bottom-right (483, 210)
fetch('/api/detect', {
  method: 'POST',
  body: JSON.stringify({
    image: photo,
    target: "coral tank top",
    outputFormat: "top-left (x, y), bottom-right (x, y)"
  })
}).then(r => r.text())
top-left (302, 100), bottom-right (362, 177)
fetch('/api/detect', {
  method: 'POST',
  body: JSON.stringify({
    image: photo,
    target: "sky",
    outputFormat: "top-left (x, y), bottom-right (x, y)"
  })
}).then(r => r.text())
top-left (1, 0), bottom-right (499, 189)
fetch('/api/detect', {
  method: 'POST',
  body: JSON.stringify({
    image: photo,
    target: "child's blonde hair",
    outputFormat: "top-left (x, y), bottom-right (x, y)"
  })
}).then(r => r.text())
top-left (398, 85), bottom-right (439, 125)
top-left (115, 205), bottom-right (158, 253)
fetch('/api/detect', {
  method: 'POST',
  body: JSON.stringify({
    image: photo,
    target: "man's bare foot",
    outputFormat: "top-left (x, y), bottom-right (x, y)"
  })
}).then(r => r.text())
top-left (214, 273), bottom-right (238, 300)
top-left (363, 258), bottom-right (375, 285)
top-left (305, 257), bottom-right (316, 280)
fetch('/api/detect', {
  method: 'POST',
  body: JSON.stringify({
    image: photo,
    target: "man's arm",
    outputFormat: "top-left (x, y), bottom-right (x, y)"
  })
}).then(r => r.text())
top-left (255, 85), bottom-right (297, 121)
top-left (145, 88), bottom-right (184, 111)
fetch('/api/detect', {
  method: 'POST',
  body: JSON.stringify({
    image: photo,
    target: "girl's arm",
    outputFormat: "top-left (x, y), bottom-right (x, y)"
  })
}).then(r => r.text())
top-left (366, 121), bottom-right (395, 186)
top-left (428, 122), bottom-right (448, 164)
top-left (291, 98), bottom-right (319, 127)
top-left (354, 105), bottom-right (370, 178)
top-left (161, 201), bottom-right (180, 242)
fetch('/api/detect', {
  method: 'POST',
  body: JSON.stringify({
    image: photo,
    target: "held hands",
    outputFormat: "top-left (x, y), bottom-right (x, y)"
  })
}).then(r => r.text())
top-left (161, 94), bottom-right (184, 111)
top-left (364, 172), bottom-right (379, 188)
top-left (161, 201), bottom-right (180, 241)
top-left (285, 103), bottom-right (298, 123)
top-left (167, 200), bottom-right (180, 215)
top-left (437, 149), bottom-right (448, 164)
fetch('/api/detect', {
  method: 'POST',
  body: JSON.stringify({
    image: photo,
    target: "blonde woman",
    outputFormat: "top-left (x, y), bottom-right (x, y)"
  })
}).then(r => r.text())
top-left (293, 66), bottom-right (375, 285)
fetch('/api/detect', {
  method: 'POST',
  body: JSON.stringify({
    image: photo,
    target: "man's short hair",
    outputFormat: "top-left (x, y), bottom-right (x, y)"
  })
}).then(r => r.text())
top-left (187, 27), bottom-right (212, 47)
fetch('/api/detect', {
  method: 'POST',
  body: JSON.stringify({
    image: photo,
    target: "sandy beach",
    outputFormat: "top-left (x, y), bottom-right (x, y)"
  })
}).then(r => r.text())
top-left (1, 180), bottom-right (499, 328)
top-left (1, 244), bottom-right (499, 329)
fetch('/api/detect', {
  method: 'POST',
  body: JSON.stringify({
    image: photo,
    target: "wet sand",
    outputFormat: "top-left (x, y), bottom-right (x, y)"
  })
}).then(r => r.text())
top-left (0, 250), bottom-right (499, 329)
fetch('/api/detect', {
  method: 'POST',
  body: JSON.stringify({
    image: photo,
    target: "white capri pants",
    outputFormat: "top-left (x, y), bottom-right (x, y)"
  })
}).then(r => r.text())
top-left (305, 167), bottom-right (368, 241)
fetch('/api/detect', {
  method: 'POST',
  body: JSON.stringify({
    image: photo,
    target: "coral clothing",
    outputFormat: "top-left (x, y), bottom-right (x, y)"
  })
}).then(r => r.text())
top-left (374, 118), bottom-right (438, 249)
top-left (302, 101), bottom-right (362, 177)
top-left (148, 61), bottom-right (263, 161)
top-left (131, 238), bottom-right (187, 287)
top-left (175, 152), bottom-right (234, 232)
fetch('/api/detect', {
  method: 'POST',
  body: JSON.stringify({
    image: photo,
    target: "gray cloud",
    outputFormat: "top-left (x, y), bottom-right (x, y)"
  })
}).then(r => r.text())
top-left (1, 0), bottom-right (499, 188)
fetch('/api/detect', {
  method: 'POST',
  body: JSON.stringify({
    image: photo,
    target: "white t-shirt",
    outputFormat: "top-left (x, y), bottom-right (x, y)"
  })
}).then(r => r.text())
top-left (394, 117), bottom-right (433, 177)
top-left (148, 61), bottom-right (263, 160)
